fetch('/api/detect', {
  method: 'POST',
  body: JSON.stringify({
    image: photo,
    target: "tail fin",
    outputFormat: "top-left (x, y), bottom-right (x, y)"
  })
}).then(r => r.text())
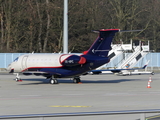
top-left (142, 60), bottom-right (150, 69)
top-left (84, 29), bottom-right (119, 57)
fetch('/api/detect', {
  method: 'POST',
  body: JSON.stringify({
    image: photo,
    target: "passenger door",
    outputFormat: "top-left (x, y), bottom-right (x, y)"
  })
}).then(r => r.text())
top-left (21, 55), bottom-right (28, 70)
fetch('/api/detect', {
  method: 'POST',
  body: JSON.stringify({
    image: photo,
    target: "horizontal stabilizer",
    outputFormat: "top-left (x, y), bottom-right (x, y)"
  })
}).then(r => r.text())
top-left (92, 29), bottom-right (143, 33)
top-left (119, 30), bottom-right (143, 32)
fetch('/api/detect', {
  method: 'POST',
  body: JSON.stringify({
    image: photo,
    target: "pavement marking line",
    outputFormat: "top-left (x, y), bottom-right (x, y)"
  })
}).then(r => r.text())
top-left (20, 95), bottom-right (41, 97)
top-left (50, 105), bottom-right (91, 108)
top-left (146, 114), bottom-right (160, 120)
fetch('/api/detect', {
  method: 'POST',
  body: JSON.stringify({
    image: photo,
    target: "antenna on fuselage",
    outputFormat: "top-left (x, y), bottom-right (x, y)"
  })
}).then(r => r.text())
top-left (63, 0), bottom-right (68, 54)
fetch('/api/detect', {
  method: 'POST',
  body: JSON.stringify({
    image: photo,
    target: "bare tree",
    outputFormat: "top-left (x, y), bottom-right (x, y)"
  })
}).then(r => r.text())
top-left (36, 0), bottom-right (43, 52)
top-left (0, 5), bottom-right (4, 52)
top-left (43, 0), bottom-right (50, 52)
top-left (0, 0), bottom-right (160, 53)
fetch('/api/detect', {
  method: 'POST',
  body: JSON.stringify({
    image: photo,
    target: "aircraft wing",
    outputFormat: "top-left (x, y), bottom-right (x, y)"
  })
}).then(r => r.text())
top-left (89, 60), bottom-right (149, 74)
top-left (21, 70), bottom-right (61, 78)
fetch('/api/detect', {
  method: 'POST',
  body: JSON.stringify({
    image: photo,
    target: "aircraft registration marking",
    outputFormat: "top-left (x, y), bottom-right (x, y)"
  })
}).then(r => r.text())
top-left (50, 105), bottom-right (91, 108)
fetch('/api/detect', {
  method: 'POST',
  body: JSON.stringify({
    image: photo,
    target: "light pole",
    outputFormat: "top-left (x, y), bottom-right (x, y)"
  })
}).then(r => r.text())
top-left (63, 0), bottom-right (68, 53)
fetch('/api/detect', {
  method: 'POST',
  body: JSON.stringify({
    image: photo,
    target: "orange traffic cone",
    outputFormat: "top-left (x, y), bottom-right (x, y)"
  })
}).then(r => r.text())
top-left (147, 81), bottom-right (151, 88)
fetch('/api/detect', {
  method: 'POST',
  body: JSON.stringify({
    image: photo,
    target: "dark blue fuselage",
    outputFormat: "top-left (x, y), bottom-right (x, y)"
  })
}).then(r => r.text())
top-left (40, 55), bottom-right (110, 78)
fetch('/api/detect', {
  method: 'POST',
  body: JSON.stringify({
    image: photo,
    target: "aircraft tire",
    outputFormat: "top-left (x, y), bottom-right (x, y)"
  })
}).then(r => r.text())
top-left (15, 78), bottom-right (19, 82)
top-left (54, 79), bottom-right (58, 84)
top-left (73, 79), bottom-right (77, 83)
top-left (73, 78), bottom-right (81, 83)
top-left (151, 72), bottom-right (155, 75)
top-left (50, 79), bottom-right (58, 84)
top-left (16, 78), bottom-right (18, 82)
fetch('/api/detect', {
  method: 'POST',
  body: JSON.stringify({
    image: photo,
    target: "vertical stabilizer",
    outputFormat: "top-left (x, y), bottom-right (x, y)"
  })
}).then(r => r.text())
top-left (85, 29), bottom-right (119, 57)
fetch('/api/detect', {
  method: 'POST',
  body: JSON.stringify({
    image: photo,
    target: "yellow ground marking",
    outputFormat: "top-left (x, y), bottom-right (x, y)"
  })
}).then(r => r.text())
top-left (146, 114), bottom-right (160, 120)
top-left (50, 105), bottom-right (91, 108)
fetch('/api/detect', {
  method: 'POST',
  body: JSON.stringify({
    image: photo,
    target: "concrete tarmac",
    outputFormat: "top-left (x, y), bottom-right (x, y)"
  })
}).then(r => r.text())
top-left (0, 73), bottom-right (160, 120)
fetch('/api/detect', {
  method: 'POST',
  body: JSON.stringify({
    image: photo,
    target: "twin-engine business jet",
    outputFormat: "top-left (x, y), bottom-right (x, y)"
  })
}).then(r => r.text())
top-left (7, 29), bottom-right (142, 84)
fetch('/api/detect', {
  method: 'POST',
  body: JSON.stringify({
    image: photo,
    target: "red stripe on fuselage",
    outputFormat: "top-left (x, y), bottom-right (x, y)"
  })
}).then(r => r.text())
top-left (21, 66), bottom-right (63, 72)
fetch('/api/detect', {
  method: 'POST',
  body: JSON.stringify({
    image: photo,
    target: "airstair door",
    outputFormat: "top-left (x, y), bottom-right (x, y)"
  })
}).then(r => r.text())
top-left (21, 55), bottom-right (28, 70)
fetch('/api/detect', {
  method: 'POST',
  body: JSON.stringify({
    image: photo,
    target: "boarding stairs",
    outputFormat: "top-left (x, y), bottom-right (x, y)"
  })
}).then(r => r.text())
top-left (96, 43), bottom-right (124, 70)
top-left (116, 41), bottom-right (150, 75)
top-left (117, 43), bottom-right (149, 69)
top-left (96, 41), bottom-right (133, 71)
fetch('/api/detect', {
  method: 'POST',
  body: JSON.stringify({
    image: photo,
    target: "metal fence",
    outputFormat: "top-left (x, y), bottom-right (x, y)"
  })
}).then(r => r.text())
top-left (0, 53), bottom-right (160, 68)
top-left (0, 53), bottom-right (25, 68)
top-left (0, 109), bottom-right (160, 120)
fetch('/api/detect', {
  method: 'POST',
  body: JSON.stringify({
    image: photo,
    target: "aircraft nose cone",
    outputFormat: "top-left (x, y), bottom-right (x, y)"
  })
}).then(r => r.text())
top-left (7, 64), bottom-right (14, 73)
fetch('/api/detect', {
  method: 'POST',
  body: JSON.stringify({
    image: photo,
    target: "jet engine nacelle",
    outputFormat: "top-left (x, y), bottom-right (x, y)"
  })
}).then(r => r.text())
top-left (60, 55), bottom-right (86, 66)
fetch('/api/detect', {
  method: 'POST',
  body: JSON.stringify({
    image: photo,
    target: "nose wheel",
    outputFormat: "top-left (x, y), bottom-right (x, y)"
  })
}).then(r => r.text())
top-left (15, 73), bottom-right (22, 82)
top-left (15, 78), bottom-right (22, 82)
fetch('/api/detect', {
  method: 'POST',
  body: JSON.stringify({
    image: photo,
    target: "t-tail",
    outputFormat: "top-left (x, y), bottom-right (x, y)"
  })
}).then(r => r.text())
top-left (84, 29), bottom-right (120, 57)
top-left (83, 29), bottom-right (142, 57)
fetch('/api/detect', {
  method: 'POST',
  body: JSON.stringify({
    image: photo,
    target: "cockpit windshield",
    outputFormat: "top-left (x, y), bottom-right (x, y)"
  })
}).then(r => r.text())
top-left (13, 57), bottom-right (19, 62)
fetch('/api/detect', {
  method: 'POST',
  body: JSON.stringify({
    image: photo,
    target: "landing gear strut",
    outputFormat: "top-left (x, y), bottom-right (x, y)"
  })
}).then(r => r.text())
top-left (15, 73), bottom-right (22, 82)
top-left (73, 77), bottom-right (81, 83)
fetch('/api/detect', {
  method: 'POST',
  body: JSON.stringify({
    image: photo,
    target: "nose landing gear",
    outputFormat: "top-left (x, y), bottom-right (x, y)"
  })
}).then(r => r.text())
top-left (15, 73), bottom-right (22, 82)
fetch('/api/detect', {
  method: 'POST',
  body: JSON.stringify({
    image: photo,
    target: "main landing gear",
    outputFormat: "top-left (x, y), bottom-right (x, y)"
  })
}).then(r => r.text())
top-left (49, 76), bottom-right (58, 84)
top-left (73, 77), bottom-right (81, 83)
top-left (49, 76), bottom-right (82, 84)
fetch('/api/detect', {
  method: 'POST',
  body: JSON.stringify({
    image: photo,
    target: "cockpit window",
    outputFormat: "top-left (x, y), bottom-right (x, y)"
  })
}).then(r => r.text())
top-left (13, 57), bottom-right (19, 62)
